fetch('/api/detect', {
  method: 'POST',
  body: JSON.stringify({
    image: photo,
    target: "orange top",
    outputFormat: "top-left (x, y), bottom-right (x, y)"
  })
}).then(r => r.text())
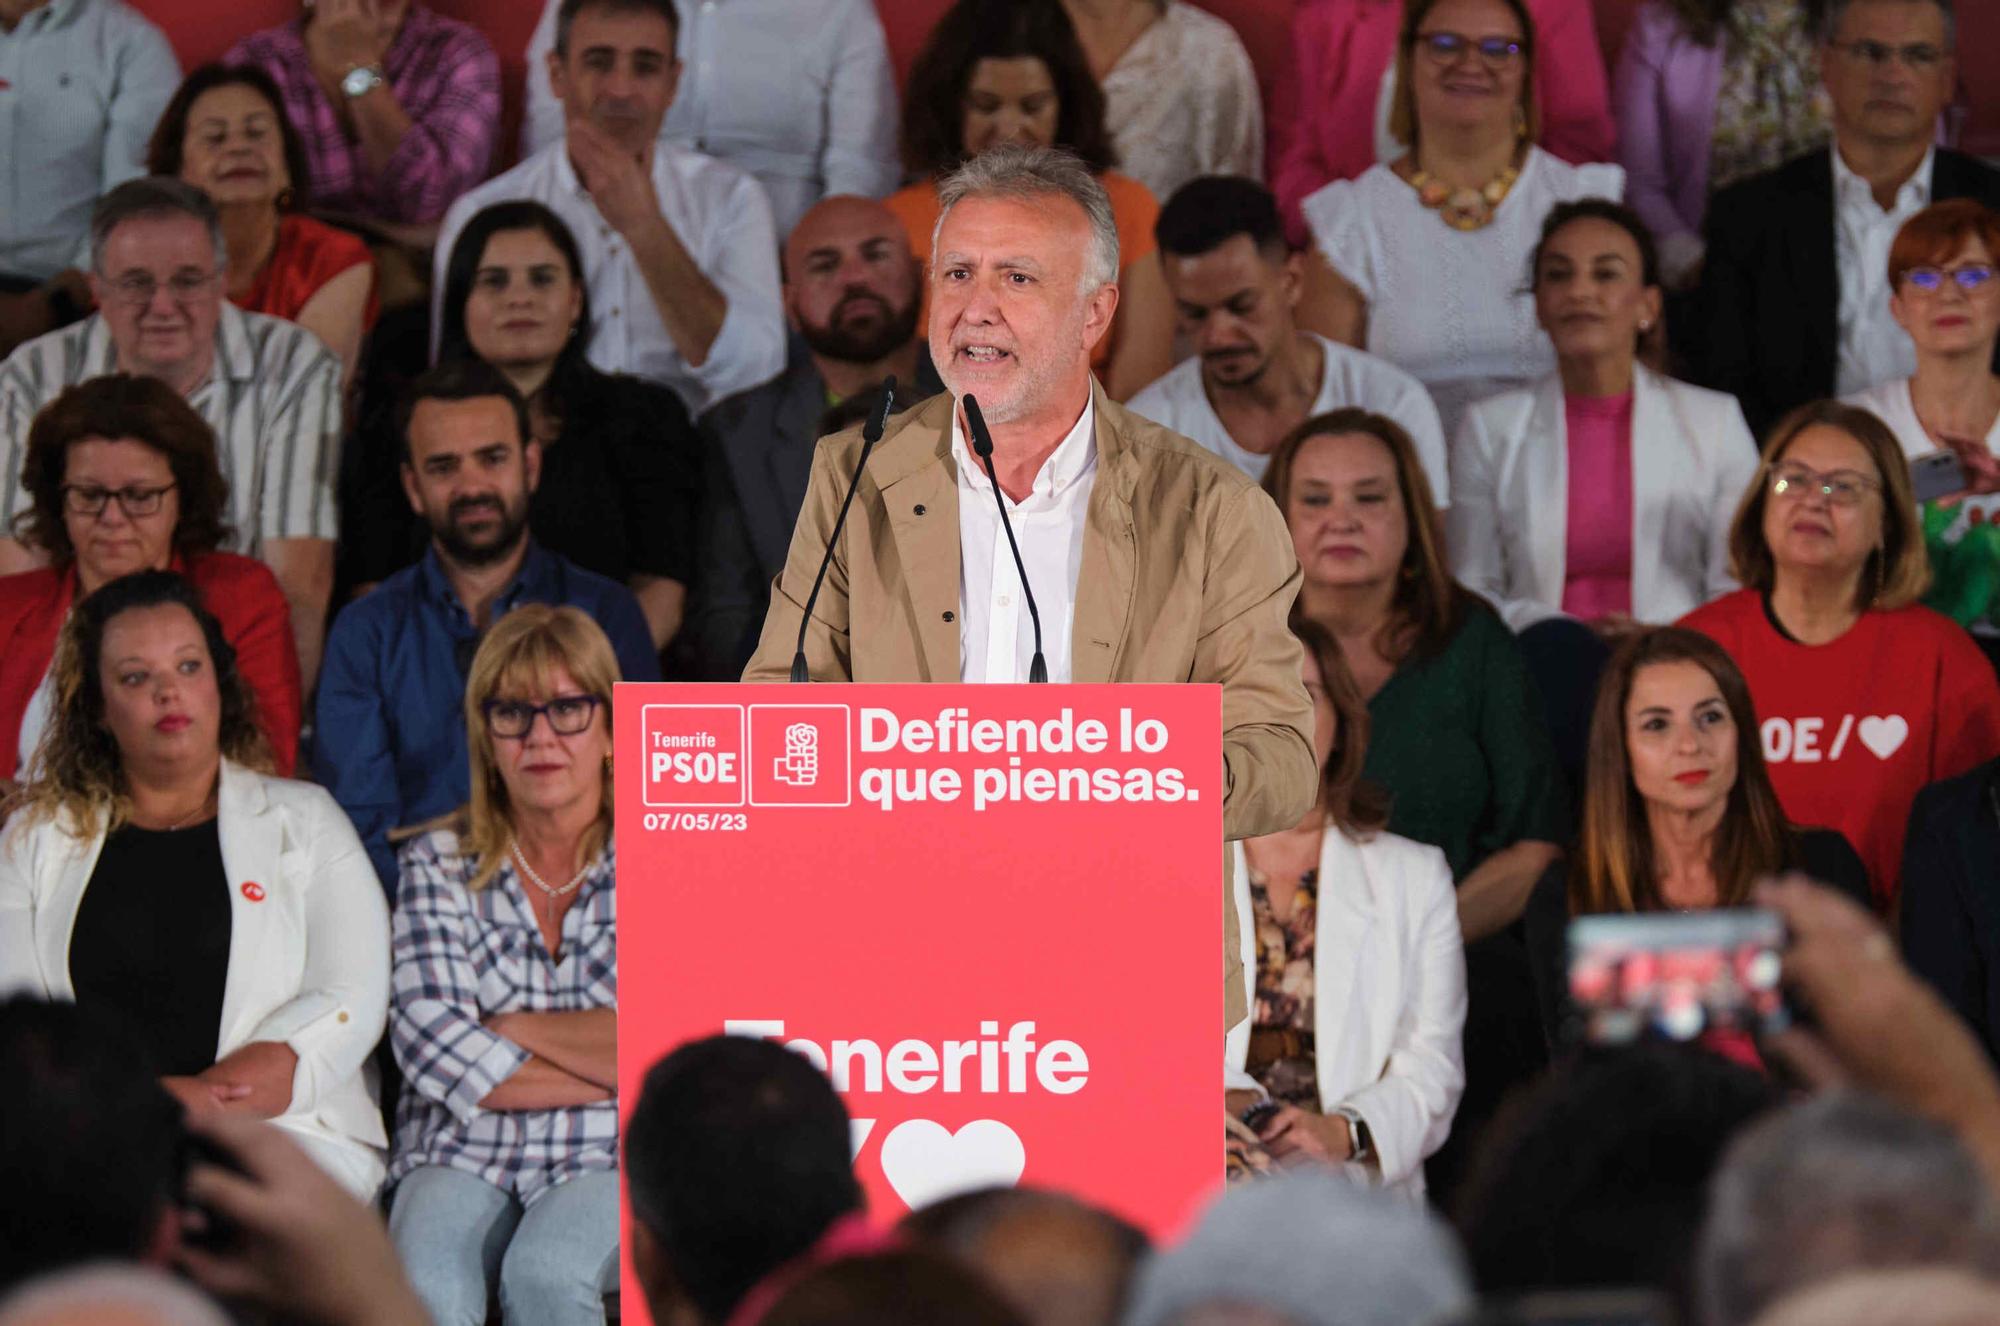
top-left (236, 213), bottom-right (379, 330)
top-left (884, 170), bottom-right (1160, 373)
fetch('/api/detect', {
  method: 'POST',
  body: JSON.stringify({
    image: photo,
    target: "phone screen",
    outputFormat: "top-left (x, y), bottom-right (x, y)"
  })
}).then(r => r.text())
top-left (1564, 909), bottom-right (1789, 1049)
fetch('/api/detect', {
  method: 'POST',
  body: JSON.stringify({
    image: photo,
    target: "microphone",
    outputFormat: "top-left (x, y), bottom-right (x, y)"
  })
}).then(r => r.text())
top-left (790, 376), bottom-right (896, 683)
top-left (961, 394), bottom-right (1048, 684)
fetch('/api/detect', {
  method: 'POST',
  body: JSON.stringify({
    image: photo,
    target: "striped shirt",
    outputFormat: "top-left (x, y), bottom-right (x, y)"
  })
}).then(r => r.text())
top-left (225, 7), bottom-right (500, 226)
top-left (0, 306), bottom-right (341, 550)
top-left (388, 829), bottom-right (618, 1205)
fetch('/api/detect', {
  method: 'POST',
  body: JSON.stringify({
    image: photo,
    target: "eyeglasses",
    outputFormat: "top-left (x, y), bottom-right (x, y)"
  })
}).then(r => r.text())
top-left (482, 693), bottom-right (605, 738)
top-left (1767, 461), bottom-right (1881, 507)
top-left (102, 271), bottom-right (218, 308)
top-left (1831, 38), bottom-right (1948, 70)
top-left (1900, 263), bottom-right (1996, 294)
top-left (61, 483), bottom-right (176, 517)
top-left (1414, 31), bottom-right (1526, 67)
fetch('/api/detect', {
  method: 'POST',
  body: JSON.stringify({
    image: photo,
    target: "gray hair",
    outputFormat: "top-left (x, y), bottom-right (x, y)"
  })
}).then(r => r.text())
top-left (0, 1264), bottom-right (230, 1326)
top-left (932, 145), bottom-right (1121, 296)
top-left (1121, 1171), bottom-right (1473, 1326)
top-left (1823, 0), bottom-right (1955, 47)
top-left (88, 178), bottom-right (226, 277)
top-left (1696, 1092), bottom-right (2000, 1326)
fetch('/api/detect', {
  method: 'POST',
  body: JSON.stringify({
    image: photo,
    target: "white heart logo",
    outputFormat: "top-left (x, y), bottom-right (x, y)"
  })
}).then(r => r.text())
top-left (1857, 715), bottom-right (1909, 761)
top-left (877, 1119), bottom-right (1026, 1210)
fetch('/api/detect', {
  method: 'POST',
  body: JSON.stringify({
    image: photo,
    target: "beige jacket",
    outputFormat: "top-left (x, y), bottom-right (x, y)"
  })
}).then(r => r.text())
top-left (744, 384), bottom-right (1317, 1028)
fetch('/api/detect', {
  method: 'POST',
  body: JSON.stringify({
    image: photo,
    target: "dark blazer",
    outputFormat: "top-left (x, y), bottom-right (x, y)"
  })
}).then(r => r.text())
top-left (1902, 758), bottom-right (2000, 1066)
top-left (1690, 147), bottom-right (2000, 441)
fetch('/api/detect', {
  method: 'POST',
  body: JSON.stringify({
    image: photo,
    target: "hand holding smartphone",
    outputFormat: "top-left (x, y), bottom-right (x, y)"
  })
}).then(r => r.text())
top-left (1564, 909), bottom-right (1790, 1049)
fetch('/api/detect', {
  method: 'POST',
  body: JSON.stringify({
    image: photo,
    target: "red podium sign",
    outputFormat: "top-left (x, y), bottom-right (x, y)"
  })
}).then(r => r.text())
top-left (615, 682), bottom-right (1223, 1315)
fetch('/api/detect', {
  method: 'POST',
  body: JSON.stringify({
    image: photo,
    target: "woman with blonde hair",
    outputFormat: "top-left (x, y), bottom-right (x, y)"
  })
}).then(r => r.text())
top-left (0, 570), bottom-right (388, 1195)
top-left (386, 603), bottom-right (621, 1326)
top-left (1681, 402), bottom-right (2000, 909)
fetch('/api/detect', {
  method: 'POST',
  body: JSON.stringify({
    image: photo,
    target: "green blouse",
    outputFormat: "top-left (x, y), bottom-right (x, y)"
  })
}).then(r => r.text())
top-left (1362, 605), bottom-right (1571, 881)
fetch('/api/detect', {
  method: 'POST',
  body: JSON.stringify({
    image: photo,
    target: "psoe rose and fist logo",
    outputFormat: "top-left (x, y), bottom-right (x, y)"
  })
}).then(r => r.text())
top-left (641, 703), bottom-right (852, 809)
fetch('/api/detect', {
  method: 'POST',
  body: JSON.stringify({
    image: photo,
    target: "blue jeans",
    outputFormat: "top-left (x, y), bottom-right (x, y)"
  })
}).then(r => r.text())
top-left (388, 1165), bottom-right (618, 1326)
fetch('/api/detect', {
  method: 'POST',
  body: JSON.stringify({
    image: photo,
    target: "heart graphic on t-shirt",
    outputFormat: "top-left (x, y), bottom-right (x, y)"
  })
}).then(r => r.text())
top-left (878, 1118), bottom-right (1026, 1210)
top-left (1857, 715), bottom-right (1909, 760)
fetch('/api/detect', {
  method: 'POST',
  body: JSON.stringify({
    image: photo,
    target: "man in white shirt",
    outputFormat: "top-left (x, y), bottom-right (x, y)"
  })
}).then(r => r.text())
top-left (519, 0), bottom-right (900, 237)
top-left (0, 0), bottom-right (179, 356)
top-left (434, 0), bottom-right (784, 417)
top-left (1127, 176), bottom-right (1448, 502)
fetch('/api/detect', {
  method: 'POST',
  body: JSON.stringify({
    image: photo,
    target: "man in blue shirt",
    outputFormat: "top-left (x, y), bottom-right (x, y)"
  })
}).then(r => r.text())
top-left (314, 359), bottom-right (659, 892)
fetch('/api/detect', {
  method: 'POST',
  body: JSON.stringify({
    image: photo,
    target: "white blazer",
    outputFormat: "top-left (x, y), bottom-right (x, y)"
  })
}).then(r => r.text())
top-left (1446, 366), bottom-right (1759, 632)
top-left (0, 759), bottom-right (390, 1196)
top-left (1226, 827), bottom-right (1467, 1204)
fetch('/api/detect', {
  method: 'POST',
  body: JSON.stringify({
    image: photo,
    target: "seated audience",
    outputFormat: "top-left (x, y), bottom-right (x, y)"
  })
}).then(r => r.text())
top-left (147, 64), bottom-right (377, 385)
top-left (1058, 0), bottom-right (1264, 204)
top-left (0, 997), bottom-right (183, 1294)
top-left (1225, 618), bottom-right (1467, 1199)
top-left (1123, 1171), bottom-right (1475, 1326)
top-left (1267, 0), bottom-right (1616, 247)
top-left (223, 0), bottom-right (500, 229)
top-left (1681, 400), bottom-right (2000, 907)
top-left (1614, 0), bottom-right (1833, 292)
top-left (0, 179), bottom-right (340, 690)
top-left (520, 0), bottom-right (899, 236)
top-left (1696, 1091), bottom-right (2000, 1326)
top-left (0, 376), bottom-right (300, 780)
top-left (434, 0), bottom-right (783, 418)
top-left (760, 1252), bottom-right (1028, 1326)
top-left (899, 1188), bottom-right (1148, 1326)
top-left (1841, 201), bottom-right (2000, 652)
top-left (0, 1266), bottom-right (229, 1326)
top-left (0, 571), bottom-right (390, 1197)
top-left (1297, 0), bottom-right (1626, 433)
top-left (1264, 409), bottom-right (1565, 1200)
top-left (1453, 1044), bottom-right (1778, 1319)
top-left (314, 361), bottom-right (657, 893)
top-left (691, 194), bottom-right (943, 681)
top-left (1901, 753), bottom-right (2000, 1066)
top-left (889, 0), bottom-right (1173, 400)
top-left (625, 1035), bottom-right (867, 1326)
top-left (1523, 628), bottom-right (1869, 1041)
top-left (1693, 0), bottom-right (2000, 437)
top-left (1450, 199), bottom-right (1758, 631)
top-left (1127, 176), bottom-right (1449, 497)
top-left (387, 606), bottom-right (621, 1326)
top-left (0, 0), bottom-right (177, 357)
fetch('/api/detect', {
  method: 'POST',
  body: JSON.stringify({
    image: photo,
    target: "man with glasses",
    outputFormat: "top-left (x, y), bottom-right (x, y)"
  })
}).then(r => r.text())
top-left (0, 177), bottom-right (343, 688)
top-left (1693, 0), bottom-right (2000, 440)
top-left (312, 358), bottom-right (658, 893)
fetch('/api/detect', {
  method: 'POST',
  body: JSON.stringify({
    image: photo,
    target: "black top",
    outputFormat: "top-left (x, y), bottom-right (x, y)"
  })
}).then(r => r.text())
top-left (1523, 826), bottom-right (1870, 1049)
top-left (1902, 757), bottom-right (2000, 1067)
top-left (68, 819), bottom-right (231, 1078)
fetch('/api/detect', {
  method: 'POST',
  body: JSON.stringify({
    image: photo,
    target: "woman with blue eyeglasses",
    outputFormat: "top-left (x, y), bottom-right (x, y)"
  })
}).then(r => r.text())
top-left (1841, 201), bottom-right (2000, 653)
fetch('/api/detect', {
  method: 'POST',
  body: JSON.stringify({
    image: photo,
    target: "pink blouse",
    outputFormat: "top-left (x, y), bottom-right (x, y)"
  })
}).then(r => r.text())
top-left (1561, 390), bottom-right (1635, 620)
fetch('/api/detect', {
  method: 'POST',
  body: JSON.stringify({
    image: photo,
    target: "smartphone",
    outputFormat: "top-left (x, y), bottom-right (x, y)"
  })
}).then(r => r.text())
top-left (1240, 1100), bottom-right (1280, 1133)
top-left (1564, 909), bottom-right (1789, 1049)
top-left (1912, 450), bottom-right (1968, 503)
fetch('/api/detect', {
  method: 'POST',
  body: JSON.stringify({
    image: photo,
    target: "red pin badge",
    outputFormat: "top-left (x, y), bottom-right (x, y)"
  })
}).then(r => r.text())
top-left (240, 881), bottom-right (266, 902)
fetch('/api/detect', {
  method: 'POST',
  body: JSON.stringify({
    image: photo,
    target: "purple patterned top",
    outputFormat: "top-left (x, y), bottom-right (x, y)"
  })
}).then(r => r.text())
top-left (225, 6), bottom-right (499, 225)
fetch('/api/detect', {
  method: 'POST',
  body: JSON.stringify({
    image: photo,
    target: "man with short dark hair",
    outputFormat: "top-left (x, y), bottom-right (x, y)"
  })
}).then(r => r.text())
top-left (313, 358), bottom-right (658, 891)
top-left (1128, 177), bottom-right (1448, 500)
top-left (625, 1034), bottom-right (867, 1326)
top-left (433, 0), bottom-right (783, 417)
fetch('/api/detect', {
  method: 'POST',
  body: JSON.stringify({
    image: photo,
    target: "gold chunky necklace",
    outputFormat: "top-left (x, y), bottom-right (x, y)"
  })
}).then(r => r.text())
top-left (1406, 158), bottom-right (1523, 232)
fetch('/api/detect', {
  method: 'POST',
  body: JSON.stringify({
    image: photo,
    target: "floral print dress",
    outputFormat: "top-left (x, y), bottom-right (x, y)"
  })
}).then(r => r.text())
top-left (1226, 861), bottom-right (1322, 1180)
top-left (1708, 2), bottom-right (1833, 197)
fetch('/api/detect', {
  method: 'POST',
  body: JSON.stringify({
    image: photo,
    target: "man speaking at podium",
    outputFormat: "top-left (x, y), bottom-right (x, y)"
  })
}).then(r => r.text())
top-left (744, 145), bottom-right (1315, 1028)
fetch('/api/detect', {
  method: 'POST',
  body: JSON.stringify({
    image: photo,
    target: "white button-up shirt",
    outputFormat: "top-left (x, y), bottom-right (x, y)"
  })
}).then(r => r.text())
top-left (520, 0), bottom-right (901, 236)
top-left (432, 139), bottom-right (786, 417)
top-left (954, 397), bottom-right (1097, 685)
top-left (1833, 145), bottom-right (1933, 397)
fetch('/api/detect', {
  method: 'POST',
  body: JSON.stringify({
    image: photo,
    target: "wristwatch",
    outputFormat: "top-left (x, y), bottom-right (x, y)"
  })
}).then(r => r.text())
top-left (340, 64), bottom-right (385, 99)
top-left (1334, 1106), bottom-right (1374, 1163)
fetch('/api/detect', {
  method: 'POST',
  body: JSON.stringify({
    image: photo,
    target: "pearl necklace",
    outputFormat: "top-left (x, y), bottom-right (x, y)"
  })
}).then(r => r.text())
top-left (511, 837), bottom-right (591, 899)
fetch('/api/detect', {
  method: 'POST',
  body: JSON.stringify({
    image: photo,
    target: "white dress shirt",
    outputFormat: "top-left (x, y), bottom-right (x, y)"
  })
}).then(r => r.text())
top-left (1833, 146), bottom-right (1933, 397)
top-left (954, 396), bottom-right (1097, 684)
top-left (520, 0), bottom-right (901, 237)
top-left (0, 0), bottom-right (180, 280)
top-left (1125, 331), bottom-right (1450, 503)
top-left (433, 139), bottom-right (786, 417)
top-left (1098, 1), bottom-right (1264, 203)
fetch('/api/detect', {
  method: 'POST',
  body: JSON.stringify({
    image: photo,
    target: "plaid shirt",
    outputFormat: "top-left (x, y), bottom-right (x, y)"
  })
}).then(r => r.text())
top-left (388, 830), bottom-right (617, 1205)
top-left (225, 7), bottom-right (499, 225)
